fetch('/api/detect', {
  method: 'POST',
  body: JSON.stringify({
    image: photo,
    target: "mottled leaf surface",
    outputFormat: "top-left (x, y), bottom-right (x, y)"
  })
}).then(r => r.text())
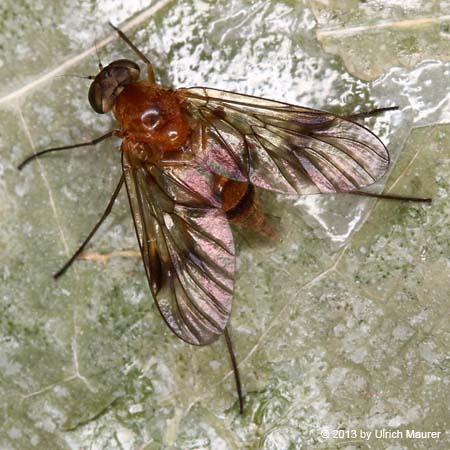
top-left (0, 0), bottom-right (449, 449)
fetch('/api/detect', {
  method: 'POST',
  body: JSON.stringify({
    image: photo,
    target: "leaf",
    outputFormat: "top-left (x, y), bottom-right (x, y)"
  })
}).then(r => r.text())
top-left (0, 1), bottom-right (449, 449)
top-left (310, 0), bottom-right (450, 80)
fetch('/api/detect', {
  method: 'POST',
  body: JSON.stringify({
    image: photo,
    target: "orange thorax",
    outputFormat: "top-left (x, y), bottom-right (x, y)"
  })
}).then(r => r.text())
top-left (113, 81), bottom-right (190, 155)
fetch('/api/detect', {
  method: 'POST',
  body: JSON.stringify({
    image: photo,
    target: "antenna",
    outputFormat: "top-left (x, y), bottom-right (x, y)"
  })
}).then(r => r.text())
top-left (94, 31), bottom-right (103, 70)
top-left (55, 74), bottom-right (95, 80)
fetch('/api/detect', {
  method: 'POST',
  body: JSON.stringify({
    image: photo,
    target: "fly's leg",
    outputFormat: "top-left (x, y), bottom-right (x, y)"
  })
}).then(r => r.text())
top-left (341, 107), bottom-right (431, 202)
top-left (344, 106), bottom-right (399, 121)
top-left (53, 174), bottom-right (125, 279)
top-left (18, 132), bottom-right (124, 277)
top-left (109, 22), bottom-right (156, 83)
top-left (344, 191), bottom-right (432, 203)
top-left (18, 131), bottom-right (117, 170)
top-left (224, 327), bottom-right (244, 414)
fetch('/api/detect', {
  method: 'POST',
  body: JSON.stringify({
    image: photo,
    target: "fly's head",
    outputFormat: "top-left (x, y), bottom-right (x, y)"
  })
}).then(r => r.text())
top-left (88, 59), bottom-right (140, 114)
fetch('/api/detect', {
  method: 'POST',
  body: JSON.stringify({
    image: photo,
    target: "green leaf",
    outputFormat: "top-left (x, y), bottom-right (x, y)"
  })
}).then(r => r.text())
top-left (1, 1), bottom-right (449, 448)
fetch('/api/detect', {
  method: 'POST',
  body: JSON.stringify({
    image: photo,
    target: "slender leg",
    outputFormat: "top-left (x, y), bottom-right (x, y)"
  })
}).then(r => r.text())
top-left (109, 22), bottom-right (156, 83)
top-left (54, 174), bottom-right (125, 279)
top-left (346, 190), bottom-right (432, 203)
top-left (18, 131), bottom-right (116, 170)
top-left (342, 108), bottom-right (431, 203)
top-left (160, 157), bottom-right (196, 168)
top-left (344, 106), bottom-right (399, 121)
top-left (224, 327), bottom-right (244, 414)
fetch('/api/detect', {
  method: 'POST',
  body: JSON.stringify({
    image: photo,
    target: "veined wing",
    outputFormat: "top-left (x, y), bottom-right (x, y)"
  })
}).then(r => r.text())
top-left (179, 87), bottom-right (390, 195)
top-left (122, 152), bottom-right (235, 346)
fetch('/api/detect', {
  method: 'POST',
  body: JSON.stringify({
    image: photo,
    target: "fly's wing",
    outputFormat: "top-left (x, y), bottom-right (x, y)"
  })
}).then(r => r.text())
top-left (179, 87), bottom-right (390, 195)
top-left (122, 153), bottom-right (235, 346)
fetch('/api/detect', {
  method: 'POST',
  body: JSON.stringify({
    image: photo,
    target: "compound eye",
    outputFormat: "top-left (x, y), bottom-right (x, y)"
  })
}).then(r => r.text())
top-left (88, 80), bottom-right (105, 114)
top-left (110, 59), bottom-right (140, 76)
top-left (88, 59), bottom-right (141, 114)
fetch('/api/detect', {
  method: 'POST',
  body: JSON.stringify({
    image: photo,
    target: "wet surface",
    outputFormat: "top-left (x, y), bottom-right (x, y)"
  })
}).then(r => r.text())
top-left (0, 1), bottom-right (449, 448)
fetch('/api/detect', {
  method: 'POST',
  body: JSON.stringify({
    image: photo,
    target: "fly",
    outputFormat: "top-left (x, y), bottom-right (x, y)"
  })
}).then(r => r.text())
top-left (18, 23), bottom-right (431, 414)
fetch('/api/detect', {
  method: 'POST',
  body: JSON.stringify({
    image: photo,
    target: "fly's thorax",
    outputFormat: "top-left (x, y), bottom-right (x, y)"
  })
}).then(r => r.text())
top-left (122, 140), bottom-right (161, 165)
top-left (113, 81), bottom-right (191, 153)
